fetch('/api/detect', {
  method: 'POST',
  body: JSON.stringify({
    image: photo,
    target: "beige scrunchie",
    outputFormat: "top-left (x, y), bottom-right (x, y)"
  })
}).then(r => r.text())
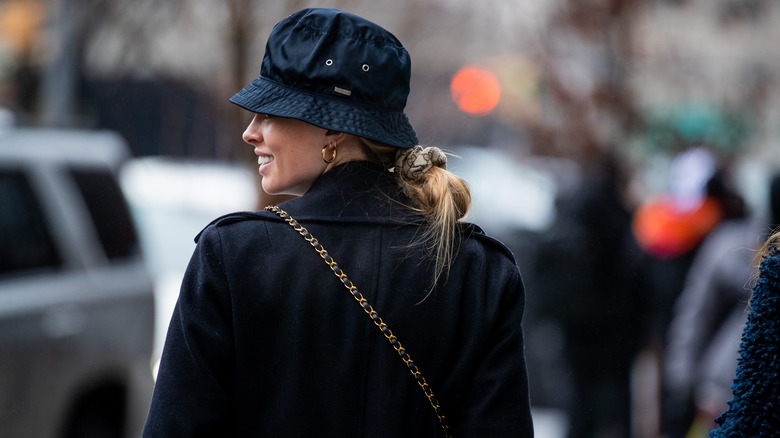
top-left (394, 145), bottom-right (447, 181)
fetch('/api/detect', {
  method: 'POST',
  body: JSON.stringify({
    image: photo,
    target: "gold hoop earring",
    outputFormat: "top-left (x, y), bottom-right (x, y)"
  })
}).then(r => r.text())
top-left (322, 143), bottom-right (337, 163)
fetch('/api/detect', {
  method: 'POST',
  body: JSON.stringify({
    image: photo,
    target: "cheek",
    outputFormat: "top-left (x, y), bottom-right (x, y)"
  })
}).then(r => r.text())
top-left (274, 145), bottom-right (325, 195)
top-left (293, 138), bottom-right (325, 168)
top-left (295, 150), bottom-right (326, 181)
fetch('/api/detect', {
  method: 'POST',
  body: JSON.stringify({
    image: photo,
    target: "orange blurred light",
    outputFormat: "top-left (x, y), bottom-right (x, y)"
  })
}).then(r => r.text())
top-left (0, 0), bottom-right (45, 56)
top-left (450, 66), bottom-right (500, 117)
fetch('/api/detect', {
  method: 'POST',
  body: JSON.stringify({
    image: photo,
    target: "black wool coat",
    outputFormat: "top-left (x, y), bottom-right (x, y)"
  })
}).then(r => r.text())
top-left (143, 161), bottom-right (533, 437)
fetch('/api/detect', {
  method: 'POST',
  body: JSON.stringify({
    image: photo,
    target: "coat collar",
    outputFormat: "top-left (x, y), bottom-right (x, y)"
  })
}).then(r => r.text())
top-left (274, 160), bottom-right (423, 224)
top-left (197, 161), bottom-right (502, 255)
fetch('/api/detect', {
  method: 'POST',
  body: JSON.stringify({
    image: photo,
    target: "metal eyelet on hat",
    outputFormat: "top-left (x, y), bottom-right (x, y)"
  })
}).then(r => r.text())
top-left (325, 59), bottom-right (333, 66)
top-left (362, 64), bottom-right (370, 72)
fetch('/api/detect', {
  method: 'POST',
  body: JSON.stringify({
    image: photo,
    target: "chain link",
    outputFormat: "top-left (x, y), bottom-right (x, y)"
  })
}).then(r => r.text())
top-left (266, 205), bottom-right (453, 438)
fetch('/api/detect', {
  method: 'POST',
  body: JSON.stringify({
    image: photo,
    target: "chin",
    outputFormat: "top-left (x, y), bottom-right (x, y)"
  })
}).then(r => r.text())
top-left (262, 184), bottom-right (299, 198)
top-left (261, 180), bottom-right (280, 195)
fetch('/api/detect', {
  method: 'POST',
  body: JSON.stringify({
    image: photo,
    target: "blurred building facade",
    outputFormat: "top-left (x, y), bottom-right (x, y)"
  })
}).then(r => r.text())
top-left (0, 1), bottom-right (777, 171)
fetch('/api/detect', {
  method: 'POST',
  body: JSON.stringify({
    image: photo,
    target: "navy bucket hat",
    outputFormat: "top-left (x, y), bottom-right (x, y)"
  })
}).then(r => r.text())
top-left (230, 8), bottom-right (419, 149)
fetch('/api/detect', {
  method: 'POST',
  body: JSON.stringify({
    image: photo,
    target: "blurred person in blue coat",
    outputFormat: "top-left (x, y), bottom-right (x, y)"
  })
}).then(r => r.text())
top-left (142, 8), bottom-right (533, 437)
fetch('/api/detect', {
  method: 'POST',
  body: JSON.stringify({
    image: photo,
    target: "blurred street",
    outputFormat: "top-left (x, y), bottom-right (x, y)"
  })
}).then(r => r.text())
top-left (2, 1), bottom-right (780, 437)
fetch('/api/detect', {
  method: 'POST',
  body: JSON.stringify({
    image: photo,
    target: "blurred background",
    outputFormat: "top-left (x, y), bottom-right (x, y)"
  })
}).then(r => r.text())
top-left (1, 0), bottom-right (779, 437)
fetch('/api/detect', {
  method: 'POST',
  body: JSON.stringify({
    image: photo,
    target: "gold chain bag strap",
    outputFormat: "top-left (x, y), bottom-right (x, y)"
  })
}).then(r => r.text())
top-left (266, 206), bottom-right (453, 438)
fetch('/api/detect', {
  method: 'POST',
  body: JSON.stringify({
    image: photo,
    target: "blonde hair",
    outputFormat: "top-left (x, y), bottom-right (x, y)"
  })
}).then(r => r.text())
top-left (360, 138), bottom-right (472, 290)
top-left (758, 229), bottom-right (780, 261)
top-left (745, 228), bottom-right (780, 307)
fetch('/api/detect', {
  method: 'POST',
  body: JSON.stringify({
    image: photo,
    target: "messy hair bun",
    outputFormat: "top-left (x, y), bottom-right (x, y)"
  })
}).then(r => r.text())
top-left (361, 138), bottom-right (472, 289)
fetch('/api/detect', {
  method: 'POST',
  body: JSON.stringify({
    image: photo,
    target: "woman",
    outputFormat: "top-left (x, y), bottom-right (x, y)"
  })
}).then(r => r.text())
top-left (708, 229), bottom-right (780, 437)
top-left (143, 8), bottom-right (533, 437)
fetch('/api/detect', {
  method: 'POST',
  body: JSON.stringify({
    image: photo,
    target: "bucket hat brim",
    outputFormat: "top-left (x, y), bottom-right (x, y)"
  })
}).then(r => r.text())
top-left (230, 76), bottom-right (419, 149)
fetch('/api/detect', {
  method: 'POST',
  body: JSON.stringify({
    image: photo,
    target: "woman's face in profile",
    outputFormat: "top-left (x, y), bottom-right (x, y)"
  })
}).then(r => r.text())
top-left (243, 114), bottom-right (328, 197)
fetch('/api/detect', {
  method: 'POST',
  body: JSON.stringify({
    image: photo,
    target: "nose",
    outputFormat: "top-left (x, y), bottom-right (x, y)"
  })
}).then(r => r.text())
top-left (242, 114), bottom-right (263, 145)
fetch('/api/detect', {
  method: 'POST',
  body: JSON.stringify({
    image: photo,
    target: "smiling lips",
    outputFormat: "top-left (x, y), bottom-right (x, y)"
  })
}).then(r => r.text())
top-left (255, 149), bottom-right (273, 169)
top-left (255, 151), bottom-right (274, 175)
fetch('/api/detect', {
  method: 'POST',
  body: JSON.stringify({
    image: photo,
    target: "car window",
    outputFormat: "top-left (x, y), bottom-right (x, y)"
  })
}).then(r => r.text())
top-left (69, 167), bottom-right (141, 261)
top-left (0, 168), bottom-right (63, 276)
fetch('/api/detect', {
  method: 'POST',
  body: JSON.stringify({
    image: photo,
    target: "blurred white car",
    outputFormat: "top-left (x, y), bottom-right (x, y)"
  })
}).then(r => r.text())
top-left (119, 157), bottom-right (259, 377)
top-left (0, 128), bottom-right (155, 438)
top-left (445, 145), bottom-right (578, 236)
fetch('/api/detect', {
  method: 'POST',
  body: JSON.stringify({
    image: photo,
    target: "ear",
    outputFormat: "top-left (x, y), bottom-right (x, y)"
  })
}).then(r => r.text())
top-left (324, 130), bottom-right (349, 145)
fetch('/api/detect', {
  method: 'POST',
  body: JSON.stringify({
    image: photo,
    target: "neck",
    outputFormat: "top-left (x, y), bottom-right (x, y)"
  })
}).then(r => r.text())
top-left (324, 137), bottom-right (375, 172)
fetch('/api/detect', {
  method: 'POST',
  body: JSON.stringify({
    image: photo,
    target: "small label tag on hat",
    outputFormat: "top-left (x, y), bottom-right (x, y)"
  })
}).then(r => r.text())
top-left (334, 86), bottom-right (352, 96)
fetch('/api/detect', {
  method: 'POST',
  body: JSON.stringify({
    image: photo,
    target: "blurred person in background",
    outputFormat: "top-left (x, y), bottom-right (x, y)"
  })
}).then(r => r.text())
top-left (633, 147), bottom-right (748, 344)
top-left (708, 226), bottom-right (780, 437)
top-left (629, 147), bottom-right (747, 436)
top-left (664, 171), bottom-right (780, 438)
top-left (531, 152), bottom-right (648, 438)
top-left (142, 8), bottom-right (533, 437)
